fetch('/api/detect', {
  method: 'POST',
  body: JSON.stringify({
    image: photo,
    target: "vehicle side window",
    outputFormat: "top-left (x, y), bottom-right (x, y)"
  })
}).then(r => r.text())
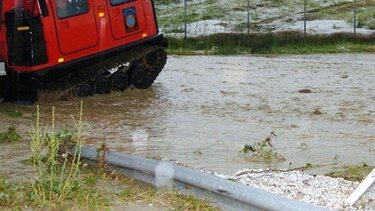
top-left (55, 0), bottom-right (89, 19)
top-left (110, 0), bottom-right (136, 6)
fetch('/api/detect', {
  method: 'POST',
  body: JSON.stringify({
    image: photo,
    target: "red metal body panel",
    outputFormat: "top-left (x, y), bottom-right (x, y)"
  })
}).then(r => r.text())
top-left (0, 0), bottom-right (159, 73)
top-left (52, 3), bottom-right (99, 54)
top-left (108, 1), bottom-right (146, 39)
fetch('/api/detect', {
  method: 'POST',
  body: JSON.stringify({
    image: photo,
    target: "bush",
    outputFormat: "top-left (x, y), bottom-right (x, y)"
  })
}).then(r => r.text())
top-left (166, 32), bottom-right (375, 54)
top-left (0, 126), bottom-right (21, 143)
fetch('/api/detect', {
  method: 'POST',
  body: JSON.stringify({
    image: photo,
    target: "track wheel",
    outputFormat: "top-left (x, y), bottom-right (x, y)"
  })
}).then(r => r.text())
top-left (75, 84), bottom-right (93, 97)
top-left (130, 65), bottom-right (151, 89)
top-left (93, 76), bottom-right (111, 94)
top-left (111, 71), bottom-right (129, 91)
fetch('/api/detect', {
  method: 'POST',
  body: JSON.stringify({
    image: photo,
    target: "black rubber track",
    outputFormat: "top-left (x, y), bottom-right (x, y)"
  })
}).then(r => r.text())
top-left (130, 65), bottom-right (152, 89)
top-left (74, 83), bottom-right (93, 97)
top-left (93, 76), bottom-right (111, 94)
top-left (111, 70), bottom-right (129, 91)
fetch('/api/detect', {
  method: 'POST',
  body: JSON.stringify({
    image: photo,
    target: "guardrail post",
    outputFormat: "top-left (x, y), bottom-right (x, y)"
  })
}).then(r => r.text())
top-left (304, 0), bottom-right (307, 35)
top-left (247, 0), bottom-right (250, 40)
top-left (353, 0), bottom-right (357, 37)
top-left (184, 0), bottom-right (187, 39)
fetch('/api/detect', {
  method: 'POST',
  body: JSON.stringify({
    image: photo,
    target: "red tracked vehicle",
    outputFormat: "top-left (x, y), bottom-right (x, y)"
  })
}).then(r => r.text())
top-left (0, 0), bottom-right (167, 102)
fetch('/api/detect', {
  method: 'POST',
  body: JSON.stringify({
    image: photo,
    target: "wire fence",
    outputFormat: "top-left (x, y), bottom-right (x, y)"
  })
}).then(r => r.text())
top-left (155, 0), bottom-right (375, 38)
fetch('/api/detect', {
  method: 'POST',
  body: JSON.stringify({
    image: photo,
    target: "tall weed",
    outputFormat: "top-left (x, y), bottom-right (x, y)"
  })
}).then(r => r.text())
top-left (30, 102), bottom-right (84, 208)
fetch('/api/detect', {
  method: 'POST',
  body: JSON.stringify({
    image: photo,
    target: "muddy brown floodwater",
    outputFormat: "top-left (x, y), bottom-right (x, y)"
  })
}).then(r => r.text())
top-left (1, 54), bottom-right (375, 177)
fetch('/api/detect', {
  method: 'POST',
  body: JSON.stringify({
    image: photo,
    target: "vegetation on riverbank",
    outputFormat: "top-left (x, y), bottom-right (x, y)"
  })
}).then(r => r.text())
top-left (155, 0), bottom-right (375, 38)
top-left (166, 32), bottom-right (375, 55)
top-left (0, 126), bottom-right (21, 144)
top-left (0, 103), bottom-right (217, 210)
top-left (326, 163), bottom-right (373, 182)
top-left (240, 131), bottom-right (285, 163)
top-left (0, 169), bottom-right (217, 210)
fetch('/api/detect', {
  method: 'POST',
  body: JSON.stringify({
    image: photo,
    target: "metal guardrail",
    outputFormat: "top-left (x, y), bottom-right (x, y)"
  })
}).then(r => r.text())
top-left (79, 145), bottom-right (327, 211)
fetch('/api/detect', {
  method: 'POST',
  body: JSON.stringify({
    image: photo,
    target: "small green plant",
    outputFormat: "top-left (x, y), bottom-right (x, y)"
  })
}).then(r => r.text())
top-left (0, 175), bottom-right (30, 208)
top-left (56, 128), bottom-right (74, 143)
top-left (326, 163), bottom-right (373, 181)
top-left (305, 163), bottom-right (313, 169)
top-left (0, 176), bottom-right (11, 205)
top-left (30, 102), bottom-right (85, 208)
top-left (8, 110), bottom-right (23, 118)
top-left (241, 132), bottom-right (285, 163)
top-left (0, 126), bottom-right (21, 143)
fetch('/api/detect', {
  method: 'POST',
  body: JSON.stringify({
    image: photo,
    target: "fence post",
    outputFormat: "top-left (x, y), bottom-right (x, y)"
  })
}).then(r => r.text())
top-left (353, 0), bottom-right (357, 37)
top-left (184, 0), bottom-right (187, 39)
top-left (304, 0), bottom-right (307, 35)
top-left (247, 0), bottom-right (250, 40)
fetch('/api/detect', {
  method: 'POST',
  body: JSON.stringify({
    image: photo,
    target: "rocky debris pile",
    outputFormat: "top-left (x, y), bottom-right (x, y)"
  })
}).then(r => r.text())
top-left (232, 169), bottom-right (375, 211)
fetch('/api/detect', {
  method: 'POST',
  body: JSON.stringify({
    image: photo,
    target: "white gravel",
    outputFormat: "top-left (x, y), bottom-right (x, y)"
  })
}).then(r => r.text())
top-left (230, 169), bottom-right (375, 211)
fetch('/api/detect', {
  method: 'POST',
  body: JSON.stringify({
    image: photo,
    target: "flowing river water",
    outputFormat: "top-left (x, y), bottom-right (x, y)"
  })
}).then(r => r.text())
top-left (1, 54), bottom-right (374, 178)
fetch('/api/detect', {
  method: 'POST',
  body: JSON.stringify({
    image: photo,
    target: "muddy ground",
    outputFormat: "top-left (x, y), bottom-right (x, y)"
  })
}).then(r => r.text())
top-left (0, 54), bottom-right (374, 178)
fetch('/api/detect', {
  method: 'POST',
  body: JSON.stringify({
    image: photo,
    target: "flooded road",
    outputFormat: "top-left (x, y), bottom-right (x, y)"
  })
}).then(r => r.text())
top-left (1, 54), bottom-right (375, 176)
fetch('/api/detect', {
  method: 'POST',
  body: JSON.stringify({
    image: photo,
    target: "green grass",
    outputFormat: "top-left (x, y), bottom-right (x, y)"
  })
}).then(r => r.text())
top-left (8, 110), bottom-right (22, 118)
top-left (155, 0), bottom-right (180, 5)
top-left (357, 7), bottom-right (375, 29)
top-left (0, 169), bottom-right (218, 210)
top-left (155, 0), bottom-right (236, 33)
top-left (326, 163), bottom-right (373, 181)
top-left (155, 0), bottom-right (375, 36)
top-left (0, 126), bottom-right (21, 143)
top-left (310, 1), bottom-right (375, 29)
top-left (0, 170), bottom-right (110, 210)
top-left (0, 103), bottom-right (218, 210)
top-left (273, 43), bottom-right (375, 54)
top-left (166, 32), bottom-right (375, 55)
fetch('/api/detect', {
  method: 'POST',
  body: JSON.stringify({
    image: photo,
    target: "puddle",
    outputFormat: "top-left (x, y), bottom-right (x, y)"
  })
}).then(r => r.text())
top-left (1, 54), bottom-right (374, 176)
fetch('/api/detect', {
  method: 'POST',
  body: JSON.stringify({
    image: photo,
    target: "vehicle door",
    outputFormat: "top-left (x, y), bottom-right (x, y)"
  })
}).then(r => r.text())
top-left (51, 0), bottom-right (99, 54)
top-left (107, 0), bottom-right (146, 39)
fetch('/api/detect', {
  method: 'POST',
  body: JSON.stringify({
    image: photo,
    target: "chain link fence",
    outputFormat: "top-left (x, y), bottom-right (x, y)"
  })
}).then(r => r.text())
top-left (155, 0), bottom-right (375, 38)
